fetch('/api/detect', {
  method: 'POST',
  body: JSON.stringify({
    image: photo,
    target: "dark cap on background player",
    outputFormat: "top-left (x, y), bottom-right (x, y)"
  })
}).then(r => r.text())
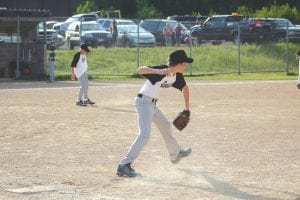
top-left (168, 50), bottom-right (193, 66)
top-left (80, 43), bottom-right (91, 52)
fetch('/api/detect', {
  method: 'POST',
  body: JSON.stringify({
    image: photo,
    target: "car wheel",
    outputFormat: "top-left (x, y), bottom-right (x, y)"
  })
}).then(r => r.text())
top-left (212, 41), bottom-right (222, 45)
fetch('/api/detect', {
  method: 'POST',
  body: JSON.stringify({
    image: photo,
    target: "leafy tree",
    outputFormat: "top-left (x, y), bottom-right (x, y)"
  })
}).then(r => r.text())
top-left (136, 0), bottom-right (163, 19)
top-left (76, 0), bottom-right (98, 14)
top-left (255, 4), bottom-right (300, 23)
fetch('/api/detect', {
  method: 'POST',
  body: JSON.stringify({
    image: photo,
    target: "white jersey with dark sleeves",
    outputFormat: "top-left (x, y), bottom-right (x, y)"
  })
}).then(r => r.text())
top-left (71, 52), bottom-right (88, 78)
top-left (139, 65), bottom-right (186, 99)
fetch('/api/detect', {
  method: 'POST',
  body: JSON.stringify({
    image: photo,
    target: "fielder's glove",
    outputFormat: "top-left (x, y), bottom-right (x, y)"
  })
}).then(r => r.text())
top-left (172, 109), bottom-right (190, 131)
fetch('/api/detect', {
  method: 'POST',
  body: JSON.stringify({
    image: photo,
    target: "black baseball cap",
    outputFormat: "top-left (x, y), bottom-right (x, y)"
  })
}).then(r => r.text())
top-left (80, 43), bottom-right (91, 52)
top-left (168, 50), bottom-right (193, 64)
top-left (297, 50), bottom-right (300, 56)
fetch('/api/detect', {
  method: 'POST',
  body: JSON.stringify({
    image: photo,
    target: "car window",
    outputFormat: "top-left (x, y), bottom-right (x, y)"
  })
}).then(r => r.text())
top-left (118, 21), bottom-right (135, 25)
top-left (68, 23), bottom-right (77, 31)
top-left (227, 16), bottom-right (243, 22)
top-left (158, 22), bottom-right (165, 31)
top-left (205, 17), bottom-right (226, 28)
top-left (66, 17), bottom-right (79, 23)
top-left (140, 21), bottom-right (158, 32)
top-left (102, 20), bottom-right (112, 29)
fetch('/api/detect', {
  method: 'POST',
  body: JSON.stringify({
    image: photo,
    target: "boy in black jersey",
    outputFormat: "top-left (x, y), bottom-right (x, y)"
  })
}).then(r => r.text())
top-left (117, 50), bottom-right (193, 177)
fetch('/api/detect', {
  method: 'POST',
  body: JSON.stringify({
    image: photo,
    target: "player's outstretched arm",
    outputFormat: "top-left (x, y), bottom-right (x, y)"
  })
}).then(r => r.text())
top-left (137, 66), bottom-right (169, 75)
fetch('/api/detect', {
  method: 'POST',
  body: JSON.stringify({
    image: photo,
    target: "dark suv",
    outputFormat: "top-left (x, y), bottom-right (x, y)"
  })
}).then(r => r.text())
top-left (191, 15), bottom-right (274, 45)
top-left (139, 19), bottom-right (189, 46)
top-left (268, 18), bottom-right (300, 42)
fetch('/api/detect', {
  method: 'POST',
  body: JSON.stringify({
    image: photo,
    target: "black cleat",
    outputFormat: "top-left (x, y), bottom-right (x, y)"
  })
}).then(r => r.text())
top-left (76, 100), bottom-right (87, 106)
top-left (84, 99), bottom-right (95, 105)
top-left (117, 163), bottom-right (138, 177)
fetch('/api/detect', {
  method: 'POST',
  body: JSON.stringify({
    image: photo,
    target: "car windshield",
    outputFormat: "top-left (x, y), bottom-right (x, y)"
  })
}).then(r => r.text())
top-left (66, 17), bottom-right (79, 23)
top-left (82, 24), bottom-right (100, 31)
top-left (276, 20), bottom-right (294, 27)
top-left (119, 25), bottom-right (148, 33)
top-left (118, 20), bottom-right (135, 25)
top-left (167, 22), bottom-right (188, 31)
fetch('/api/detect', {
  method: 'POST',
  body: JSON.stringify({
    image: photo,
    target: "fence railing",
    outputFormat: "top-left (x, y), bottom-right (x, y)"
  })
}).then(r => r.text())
top-left (1, 17), bottom-right (299, 79)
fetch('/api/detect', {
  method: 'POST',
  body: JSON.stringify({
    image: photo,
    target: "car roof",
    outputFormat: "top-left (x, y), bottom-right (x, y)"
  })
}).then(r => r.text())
top-left (71, 13), bottom-right (98, 17)
top-left (142, 19), bottom-right (178, 22)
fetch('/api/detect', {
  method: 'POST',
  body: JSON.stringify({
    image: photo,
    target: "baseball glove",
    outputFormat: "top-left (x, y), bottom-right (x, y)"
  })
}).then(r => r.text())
top-left (172, 109), bottom-right (190, 131)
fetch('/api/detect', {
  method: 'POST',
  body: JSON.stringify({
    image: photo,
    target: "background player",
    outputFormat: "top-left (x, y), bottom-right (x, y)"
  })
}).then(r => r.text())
top-left (71, 44), bottom-right (95, 106)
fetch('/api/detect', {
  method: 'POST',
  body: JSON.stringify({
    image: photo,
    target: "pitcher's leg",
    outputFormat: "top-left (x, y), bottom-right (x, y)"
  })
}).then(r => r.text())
top-left (153, 107), bottom-right (180, 160)
top-left (120, 99), bottom-right (154, 165)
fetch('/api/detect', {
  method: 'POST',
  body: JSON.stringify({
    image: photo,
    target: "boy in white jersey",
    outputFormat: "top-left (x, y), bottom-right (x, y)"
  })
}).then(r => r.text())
top-left (71, 44), bottom-right (95, 106)
top-left (117, 50), bottom-right (193, 177)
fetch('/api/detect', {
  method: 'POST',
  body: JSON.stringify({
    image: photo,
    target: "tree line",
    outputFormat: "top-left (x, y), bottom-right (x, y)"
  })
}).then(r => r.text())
top-left (74, 0), bottom-right (300, 23)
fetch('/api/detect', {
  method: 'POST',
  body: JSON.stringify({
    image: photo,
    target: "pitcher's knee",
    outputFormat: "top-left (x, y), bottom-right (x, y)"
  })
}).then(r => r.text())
top-left (138, 131), bottom-right (151, 141)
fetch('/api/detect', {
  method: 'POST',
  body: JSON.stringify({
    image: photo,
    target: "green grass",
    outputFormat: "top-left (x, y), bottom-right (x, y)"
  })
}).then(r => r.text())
top-left (51, 43), bottom-right (299, 81)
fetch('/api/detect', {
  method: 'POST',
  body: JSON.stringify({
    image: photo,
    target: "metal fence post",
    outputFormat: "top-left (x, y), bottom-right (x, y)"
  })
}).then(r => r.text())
top-left (285, 21), bottom-right (289, 74)
top-left (189, 36), bottom-right (192, 76)
top-left (80, 17), bottom-right (83, 45)
top-left (237, 22), bottom-right (241, 75)
top-left (16, 16), bottom-right (20, 79)
top-left (137, 24), bottom-right (140, 68)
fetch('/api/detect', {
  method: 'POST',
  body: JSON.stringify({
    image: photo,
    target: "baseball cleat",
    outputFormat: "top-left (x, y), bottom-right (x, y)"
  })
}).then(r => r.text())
top-left (76, 100), bottom-right (87, 106)
top-left (171, 148), bottom-right (192, 164)
top-left (116, 163), bottom-right (138, 177)
top-left (84, 99), bottom-right (95, 105)
top-left (297, 84), bottom-right (300, 89)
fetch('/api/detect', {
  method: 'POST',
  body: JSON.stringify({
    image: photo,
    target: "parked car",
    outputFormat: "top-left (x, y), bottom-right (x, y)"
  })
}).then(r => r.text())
top-left (116, 24), bottom-right (155, 47)
top-left (53, 13), bottom-right (100, 36)
top-left (268, 18), bottom-right (300, 42)
top-left (190, 15), bottom-right (273, 45)
top-left (38, 22), bottom-right (65, 49)
top-left (64, 21), bottom-right (112, 49)
top-left (98, 18), bottom-right (136, 31)
top-left (139, 19), bottom-right (189, 46)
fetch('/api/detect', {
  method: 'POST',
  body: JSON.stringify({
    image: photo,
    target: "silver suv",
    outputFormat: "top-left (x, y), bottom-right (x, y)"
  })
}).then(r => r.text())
top-left (65, 21), bottom-right (112, 49)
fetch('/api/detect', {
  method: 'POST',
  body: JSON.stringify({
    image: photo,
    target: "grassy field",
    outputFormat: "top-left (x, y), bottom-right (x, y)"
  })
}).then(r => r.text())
top-left (52, 42), bottom-right (299, 81)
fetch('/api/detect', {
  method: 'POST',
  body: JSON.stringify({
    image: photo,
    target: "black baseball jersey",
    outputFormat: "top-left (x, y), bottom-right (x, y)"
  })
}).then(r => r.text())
top-left (139, 65), bottom-right (186, 99)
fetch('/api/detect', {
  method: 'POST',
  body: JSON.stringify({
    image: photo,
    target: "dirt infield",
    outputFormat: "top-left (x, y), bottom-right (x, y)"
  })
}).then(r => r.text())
top-left (0, 80), bottom-right (299, 200)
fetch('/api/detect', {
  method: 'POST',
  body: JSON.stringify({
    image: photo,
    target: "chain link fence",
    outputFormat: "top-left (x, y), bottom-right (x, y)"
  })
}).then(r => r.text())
top-left (1, 16), bottom-right (299, 78)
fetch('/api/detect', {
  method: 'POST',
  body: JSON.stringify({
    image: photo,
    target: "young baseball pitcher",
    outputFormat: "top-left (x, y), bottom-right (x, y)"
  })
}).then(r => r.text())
top-left (117, 50), bottom-right (193, 177)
